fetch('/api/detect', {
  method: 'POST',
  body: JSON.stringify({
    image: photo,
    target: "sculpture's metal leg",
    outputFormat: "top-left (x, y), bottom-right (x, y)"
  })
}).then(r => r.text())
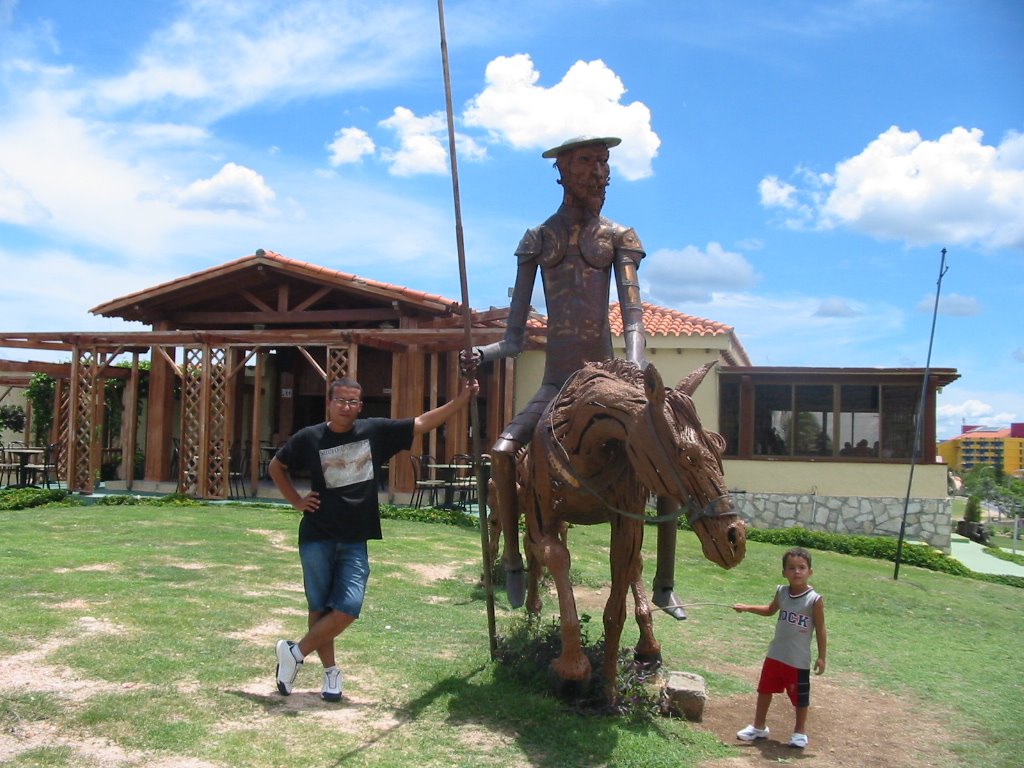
top-left (491, 450), bottom-right (526, 608)
top-left (652, 497), bottom-right (686, 620)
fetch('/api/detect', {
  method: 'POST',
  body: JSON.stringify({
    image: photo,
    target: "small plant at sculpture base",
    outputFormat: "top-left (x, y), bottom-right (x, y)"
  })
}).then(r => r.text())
top-left (495, 613), bottom-right (661, 721)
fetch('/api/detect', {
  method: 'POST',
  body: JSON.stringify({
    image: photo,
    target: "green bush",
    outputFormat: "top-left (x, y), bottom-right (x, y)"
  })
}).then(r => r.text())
top-left (745, 527), bottom-right (972, 577)
top-left (495, 613), bottom-right (660, 720)
top-left (0, 488), bottom-right (73, 510)
top-left (964, 495), bottom-right (983, 523)
top-left (0, 403), bottom-right (26, 433)
top-left (380, 503), bottom-right (477, 529)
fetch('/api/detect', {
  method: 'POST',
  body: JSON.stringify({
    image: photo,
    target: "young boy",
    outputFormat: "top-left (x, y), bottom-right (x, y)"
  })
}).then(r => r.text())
top-left (733, 546), bottom-right (827, 749)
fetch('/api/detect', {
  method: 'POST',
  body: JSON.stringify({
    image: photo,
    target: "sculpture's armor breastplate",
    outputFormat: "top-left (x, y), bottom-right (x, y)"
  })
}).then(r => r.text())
top-left (517, 212), bottom-right (642, 385)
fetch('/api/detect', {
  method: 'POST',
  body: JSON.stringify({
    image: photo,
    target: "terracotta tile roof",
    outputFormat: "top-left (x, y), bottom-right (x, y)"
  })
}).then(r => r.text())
top-left (91, 249), bottom-right (461, 318)
top-left (948, 426), bottom-right (1012, 441)
top-left (255, 250), bottom-right (461, 311)
top-left (609, 302), bottom-right (736, 338)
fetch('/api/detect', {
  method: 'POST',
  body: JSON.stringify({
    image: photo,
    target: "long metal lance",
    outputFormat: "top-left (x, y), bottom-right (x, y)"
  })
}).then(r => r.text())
top-left (436, 0), bottom-right (497, 657)
top-left (894, 247), bottom-right (949, 580)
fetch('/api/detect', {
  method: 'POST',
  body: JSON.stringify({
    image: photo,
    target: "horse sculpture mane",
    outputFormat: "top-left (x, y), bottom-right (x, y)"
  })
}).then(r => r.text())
top-left (500, 359), bottom-right (747, 704)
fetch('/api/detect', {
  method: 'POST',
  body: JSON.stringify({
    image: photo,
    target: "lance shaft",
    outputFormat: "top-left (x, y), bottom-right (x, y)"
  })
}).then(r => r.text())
top-left (437, 0), bottom-right (497, 657)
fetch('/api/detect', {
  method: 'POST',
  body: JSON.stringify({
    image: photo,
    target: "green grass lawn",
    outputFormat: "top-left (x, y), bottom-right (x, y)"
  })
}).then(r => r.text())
top-left (1, 502), bottom-right (1021, 767)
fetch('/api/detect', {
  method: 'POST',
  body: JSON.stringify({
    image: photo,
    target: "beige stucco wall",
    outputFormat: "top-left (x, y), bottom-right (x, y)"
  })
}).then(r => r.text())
top-left (515, 334), bottom-right (731, 434)
top-left (723, 459), bottom-right (949, 499)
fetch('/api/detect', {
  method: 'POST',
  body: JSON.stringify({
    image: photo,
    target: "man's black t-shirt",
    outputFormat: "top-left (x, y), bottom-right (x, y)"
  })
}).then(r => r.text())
top-left (275, 418), bottom-right (414, 544)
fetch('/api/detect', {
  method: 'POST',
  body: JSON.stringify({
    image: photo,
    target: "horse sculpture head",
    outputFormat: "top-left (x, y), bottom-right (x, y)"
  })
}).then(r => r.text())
top-left (625, 361), bottom-right (747, 570)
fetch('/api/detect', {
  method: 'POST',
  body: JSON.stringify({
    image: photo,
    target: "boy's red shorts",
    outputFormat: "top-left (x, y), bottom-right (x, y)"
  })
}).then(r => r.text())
top-left (757, 657), bottom-right (810, 707)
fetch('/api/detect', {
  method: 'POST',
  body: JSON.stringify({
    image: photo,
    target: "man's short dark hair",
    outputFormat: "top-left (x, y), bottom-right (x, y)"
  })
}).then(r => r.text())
top-left (328, 378), bottom-right (362, 400)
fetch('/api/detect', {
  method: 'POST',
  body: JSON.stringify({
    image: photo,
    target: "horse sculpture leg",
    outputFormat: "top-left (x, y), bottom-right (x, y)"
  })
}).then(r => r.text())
top-left (602, 514), bottom-right (644, 704)
top-left (630, 561), bottom-right (662, 669)
top-left (527, 449), bottom-right (591, 687)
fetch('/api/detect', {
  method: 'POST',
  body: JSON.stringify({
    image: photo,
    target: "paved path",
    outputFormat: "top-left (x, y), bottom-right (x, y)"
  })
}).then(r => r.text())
top-left (948, 533), bottom-right (1024, 576)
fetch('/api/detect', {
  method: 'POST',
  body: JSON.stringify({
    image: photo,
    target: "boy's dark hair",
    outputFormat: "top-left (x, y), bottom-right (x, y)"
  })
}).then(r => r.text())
top-left (782, 547), bottom-right (812, 568)
top-left (328, 378), bottom-right (362, 399)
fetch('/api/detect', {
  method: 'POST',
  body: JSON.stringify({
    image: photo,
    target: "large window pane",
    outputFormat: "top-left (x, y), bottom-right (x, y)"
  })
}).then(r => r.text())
top-left (882, 386), bottom-right (919, 458)
top-left (719, 381), bottom-right (740, 456)
top-left (794, 385), bottom-right (834, 456)
top-left (754, 385), bottom-right (791, 455)
top-left (839, 385), bottom-right (879, 457)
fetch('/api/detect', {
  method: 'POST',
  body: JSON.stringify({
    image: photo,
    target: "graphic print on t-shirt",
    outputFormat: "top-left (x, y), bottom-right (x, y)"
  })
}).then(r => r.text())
top-left (320, 440), bottom-right (373, 489)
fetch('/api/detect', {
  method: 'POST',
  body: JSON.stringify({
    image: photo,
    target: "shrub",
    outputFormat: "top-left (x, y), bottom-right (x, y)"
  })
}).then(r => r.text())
top-left (745, 527), bottom-right (973, 577)
top-left (0, 488), bottom-right (73, 510)
top-left (494, 613), bottom-right (660, 720)
top-left (964, 495), bottom-right (983, 523)
top-left (0, 404), bottom-right (26, 433)
top-left (380, 503), bottom-right (477, 529)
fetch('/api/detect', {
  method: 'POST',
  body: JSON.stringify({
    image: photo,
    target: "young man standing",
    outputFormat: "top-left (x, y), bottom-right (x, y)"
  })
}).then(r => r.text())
top-left (269, 376), bottom-right (477, 700)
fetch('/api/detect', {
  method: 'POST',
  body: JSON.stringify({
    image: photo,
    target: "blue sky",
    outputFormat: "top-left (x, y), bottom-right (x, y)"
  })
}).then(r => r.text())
top-left (0, 0), bottom-right (1021, 440)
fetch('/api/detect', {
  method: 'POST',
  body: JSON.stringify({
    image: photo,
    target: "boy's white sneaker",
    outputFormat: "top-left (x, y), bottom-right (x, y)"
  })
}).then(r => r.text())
top-left (788, 732), bottom-right (808, 748)
top-left (737, 724), bottom-right (769, 741)
top-left (322, 666), bottom-right (343, 702)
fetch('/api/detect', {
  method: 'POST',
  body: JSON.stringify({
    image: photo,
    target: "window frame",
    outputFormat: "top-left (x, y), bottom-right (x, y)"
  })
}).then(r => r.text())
top-left (718, 367), bottom-right (956, 463)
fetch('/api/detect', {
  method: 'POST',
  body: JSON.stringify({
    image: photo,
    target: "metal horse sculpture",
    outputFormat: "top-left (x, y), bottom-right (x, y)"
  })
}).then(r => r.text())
top-left (500, 358), bottom-right (747, 703)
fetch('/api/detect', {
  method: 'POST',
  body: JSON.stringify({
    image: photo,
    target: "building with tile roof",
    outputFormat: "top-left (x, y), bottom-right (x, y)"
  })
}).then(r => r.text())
top-left (0, 251), bottom-right (959, 550)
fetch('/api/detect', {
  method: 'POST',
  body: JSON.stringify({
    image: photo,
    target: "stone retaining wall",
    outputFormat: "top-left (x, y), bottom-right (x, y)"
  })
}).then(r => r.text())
top-left (732, 492), bottom-right (952, 553)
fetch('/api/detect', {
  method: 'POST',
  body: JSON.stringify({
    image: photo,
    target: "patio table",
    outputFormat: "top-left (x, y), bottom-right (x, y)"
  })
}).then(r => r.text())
top-left (6, 447), bottom-right (44, 488)
top-left (428, 463), bottom-right (473, 509)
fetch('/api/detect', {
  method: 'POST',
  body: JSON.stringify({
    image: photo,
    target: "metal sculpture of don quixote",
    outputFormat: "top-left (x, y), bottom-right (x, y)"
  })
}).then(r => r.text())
top-left (458, 132), bottom-right (748, 705)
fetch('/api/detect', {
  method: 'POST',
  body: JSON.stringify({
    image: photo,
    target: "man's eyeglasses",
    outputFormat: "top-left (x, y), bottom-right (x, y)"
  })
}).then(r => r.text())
top-left (330, 398), bottom-right (362, 408)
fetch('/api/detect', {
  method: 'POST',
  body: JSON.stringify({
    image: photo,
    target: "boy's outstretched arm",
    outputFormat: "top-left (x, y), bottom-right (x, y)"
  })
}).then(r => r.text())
top-left (733, 594), bottom-right (780, 617)
top-left (813, 596), bottom-right (827, 674)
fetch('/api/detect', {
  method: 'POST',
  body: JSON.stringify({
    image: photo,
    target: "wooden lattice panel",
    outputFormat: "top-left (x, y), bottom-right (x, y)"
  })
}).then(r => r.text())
top-left (179, 348), bottom-right (203, 496)
top-left (204, 346), bottom-right (228, 499)
top-left (72, 350), bottom-right (96, 491)
top-left (326, 346), bottom-right (351, 389)
top-left (57, 382), bottom-right (71, 485)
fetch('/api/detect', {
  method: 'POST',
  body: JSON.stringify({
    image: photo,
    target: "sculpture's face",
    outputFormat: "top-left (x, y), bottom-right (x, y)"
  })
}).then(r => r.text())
top-left (558, 144), bottom-right (610, 216)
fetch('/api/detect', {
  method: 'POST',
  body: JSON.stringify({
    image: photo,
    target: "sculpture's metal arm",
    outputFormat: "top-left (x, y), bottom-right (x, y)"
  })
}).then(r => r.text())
top-left (614, 254), bottom-right (647, 368)
top-left (469, 259), bottom-right (539, 367)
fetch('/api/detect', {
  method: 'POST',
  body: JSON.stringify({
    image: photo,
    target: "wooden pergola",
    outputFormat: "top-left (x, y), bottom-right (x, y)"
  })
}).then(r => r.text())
top-left (0, 250), bottom-right (541, 498)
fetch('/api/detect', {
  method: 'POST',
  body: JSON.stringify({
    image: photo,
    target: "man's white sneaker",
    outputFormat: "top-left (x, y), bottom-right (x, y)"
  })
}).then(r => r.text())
top-left (788, 732), bottom-right (808, 748)
top-left (322, 666), bottom-right (343, 702)
top-left (736, 724), bottom-right (770, 742)
top-left (275, 640), bottom-right (302, 695)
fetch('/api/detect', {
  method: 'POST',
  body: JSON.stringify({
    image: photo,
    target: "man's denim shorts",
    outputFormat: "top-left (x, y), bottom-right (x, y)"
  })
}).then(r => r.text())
top-left (298, 539), bottom-right (370, 618)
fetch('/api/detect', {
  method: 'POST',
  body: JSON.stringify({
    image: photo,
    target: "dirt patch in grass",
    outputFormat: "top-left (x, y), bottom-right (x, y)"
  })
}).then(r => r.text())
top-left (547, 583), bottom-right (961, 767)
top-left (695, 665), bottom-right (958, 767)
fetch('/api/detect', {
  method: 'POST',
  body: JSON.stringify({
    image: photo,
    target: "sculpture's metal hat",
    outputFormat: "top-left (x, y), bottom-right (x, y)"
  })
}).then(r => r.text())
top-left (541, 136), bottom-right (621, 158)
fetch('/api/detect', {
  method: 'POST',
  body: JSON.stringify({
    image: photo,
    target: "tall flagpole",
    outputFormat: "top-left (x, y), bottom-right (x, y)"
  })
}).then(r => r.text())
top-left (437, 0), bottom-right (497, 657)
top-left (894, 248), bottom-right (949, 580)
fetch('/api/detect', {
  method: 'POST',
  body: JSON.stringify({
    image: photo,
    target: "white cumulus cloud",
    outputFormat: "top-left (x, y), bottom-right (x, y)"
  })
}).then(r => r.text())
top-left (463, 54), bottom-right (660, 181)
top-left (176, 162), bottom-right (276, 213)
top-left (762, 126), bottom-right (1024, 250)
top-left (378, 107), bottom-right (448, 176)
top-left (643, 242), bottom-right (758, 303)
top-left (327, 127), bottom-right (376, 166)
